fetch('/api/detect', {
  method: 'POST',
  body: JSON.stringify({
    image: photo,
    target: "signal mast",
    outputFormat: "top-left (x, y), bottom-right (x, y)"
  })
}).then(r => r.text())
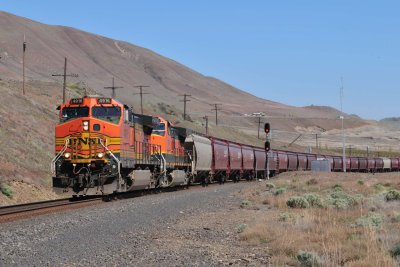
top-left (264, 123), bottom-right (271, 179)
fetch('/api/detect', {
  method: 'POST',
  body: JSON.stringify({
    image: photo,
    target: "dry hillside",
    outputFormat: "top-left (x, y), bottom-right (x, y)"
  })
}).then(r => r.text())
top-left (0, 11), bottom-right (398, 188)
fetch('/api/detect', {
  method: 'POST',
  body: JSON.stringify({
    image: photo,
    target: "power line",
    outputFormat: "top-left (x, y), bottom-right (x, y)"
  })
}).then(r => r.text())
top-left (133, 85), bottom-right (150, 114)
top-left (104, 77), bottom-right (123, 99)
top-left (51, 57), bottom-right (79, 103)
top-left (210, 104), bottom-right (222, 125)
top-left (179, 94), bottom-right (191, 120)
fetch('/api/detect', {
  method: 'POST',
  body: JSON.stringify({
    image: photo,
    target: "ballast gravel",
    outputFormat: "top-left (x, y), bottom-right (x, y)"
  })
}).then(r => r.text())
top-left (0, 182), bottom-right (270, 266)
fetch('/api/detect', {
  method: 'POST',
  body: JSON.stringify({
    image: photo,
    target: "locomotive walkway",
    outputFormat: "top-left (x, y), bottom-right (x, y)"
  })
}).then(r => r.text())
top-left (0, 182), bottom-right (269, 266)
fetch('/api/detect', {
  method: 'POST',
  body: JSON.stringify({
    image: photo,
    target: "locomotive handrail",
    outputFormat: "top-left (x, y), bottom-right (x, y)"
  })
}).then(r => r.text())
top-left (51, 139), bottom-right (70, 174)
top-left (99, 139), bottom-right (123, 190)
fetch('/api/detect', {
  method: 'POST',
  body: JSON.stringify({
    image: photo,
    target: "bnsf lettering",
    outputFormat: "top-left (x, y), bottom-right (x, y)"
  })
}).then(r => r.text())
top-left (71, 138), bottom-right (102, 146)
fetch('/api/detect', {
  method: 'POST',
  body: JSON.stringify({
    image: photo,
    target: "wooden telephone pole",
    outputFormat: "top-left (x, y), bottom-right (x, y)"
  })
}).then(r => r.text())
top-left (179, 94), bottom-right (191, 120)
top-left (210, 104), bottom-right (222, 125)
top-left (104, 77), bottom-right (123, 99)
top-left (52, 57), bottom-right (79, 103)
top-left (133, 85), bottom-right (150, 114)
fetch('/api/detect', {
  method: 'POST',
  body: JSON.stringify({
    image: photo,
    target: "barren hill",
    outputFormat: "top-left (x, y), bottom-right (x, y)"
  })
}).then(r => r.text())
top-left (3, 11), bottom-right (393, 186)
top-left (0, 11), bottom-right (365, 132)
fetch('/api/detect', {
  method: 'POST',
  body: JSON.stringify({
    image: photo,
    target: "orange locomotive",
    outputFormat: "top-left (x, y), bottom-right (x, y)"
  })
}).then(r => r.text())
top-left (52, 96), bottom-right (191, 196)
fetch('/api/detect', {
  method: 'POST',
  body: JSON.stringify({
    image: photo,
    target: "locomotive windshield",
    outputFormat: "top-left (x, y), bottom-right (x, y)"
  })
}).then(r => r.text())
top-left (152, 123), bottom-right (165, 136)
top-left (92, 106), bottom-right (121, 124)
top-left (61, 107), bottom-right (89, 122)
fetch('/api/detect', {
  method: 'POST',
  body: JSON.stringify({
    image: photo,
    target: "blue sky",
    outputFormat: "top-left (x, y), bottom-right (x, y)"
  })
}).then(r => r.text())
top-left (2, 1), bottom-right (399, 119)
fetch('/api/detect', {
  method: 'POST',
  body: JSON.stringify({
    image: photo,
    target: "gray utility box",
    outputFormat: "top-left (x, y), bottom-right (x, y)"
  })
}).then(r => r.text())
top-left (311, 159), bottom-right (331, 172)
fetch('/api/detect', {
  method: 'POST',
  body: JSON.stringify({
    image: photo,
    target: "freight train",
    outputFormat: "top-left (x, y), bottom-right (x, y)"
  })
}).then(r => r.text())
top-left (52, 96), bottom-right (399, 196)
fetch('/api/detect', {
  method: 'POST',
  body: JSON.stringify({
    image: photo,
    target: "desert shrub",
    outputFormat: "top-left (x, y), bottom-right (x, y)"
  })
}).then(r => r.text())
top-left (274, 187), bottom-right (287, 196)
top-left (297, 250), bottom-right (323, 267)
top-left (240, 200), bottom-right (252, 208)
top-left (237, 224), bottom-right (248, 233)
top-left (390, 243), bottom-right (400, 258)
top-left (304, 194), bottom-right (324, 208)
top-left (1, 184), bottom-right (13, 198)
top-left (332, 183), bottom-right (343, 191)
top-left (374, 183), bottom-right (392, 192)
top-left (306, 178), bottom-right (318, 185)
top-left (354, 212), bottom-right (383, 228)
top-left (390, 213), bottom-right (400, 223)
top-left (262, 198), bottom-right (270, 205)
top-left (327, 191), bottom-right (361, 210)
top-left (385, 190), bottom-right (400, 201)
top-left (287, 197), bottom-right (309, 209)
top-left (278, 212), bottom-right (296, 222)
top-left (357, 180), bottom-right (365, 186)
top-left (265, 182), bottom-right (276, 190)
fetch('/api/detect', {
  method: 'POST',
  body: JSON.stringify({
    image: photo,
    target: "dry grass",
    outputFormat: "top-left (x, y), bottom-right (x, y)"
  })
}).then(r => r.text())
top-left (238, 172), bottom-right (400, 266)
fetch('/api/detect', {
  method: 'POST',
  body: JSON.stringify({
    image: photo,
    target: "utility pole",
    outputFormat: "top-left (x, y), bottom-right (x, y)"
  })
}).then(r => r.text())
top-left (340, 77), bottom-right (346, 172)
top-left (367, 146), bottom-right (369, 158)
top-left (203, 115), bottom-right (209, 135)
top-left (179, 94), bottom-right (191, 120)
top-left (134, 85), bottom-right (150, 114)
top-left (104, 77), bottom-right (123, 99)
top-left (52, 57), bottom-right (79, 103)
top-left (210, 104), bottom-right (222, 125)
top-left (315, 134), bottom-right (319, 151)
top-left (22, 35), bottom-right (27, 95)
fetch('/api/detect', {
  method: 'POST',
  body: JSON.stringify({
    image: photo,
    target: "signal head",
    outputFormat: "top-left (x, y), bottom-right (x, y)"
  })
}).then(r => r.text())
top-left (264, 123), bottom-right (270, 134)
top-left (265, 140), bottom-right (270, 151)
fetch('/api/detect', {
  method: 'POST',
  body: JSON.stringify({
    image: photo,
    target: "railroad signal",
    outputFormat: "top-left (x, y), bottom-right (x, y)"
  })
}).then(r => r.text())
top-left (264, 123), bottom-right (270, 151)
top-left (264, 123), bottom-right (270, 134)
top-left (265, 140), bottom-right (270, 151)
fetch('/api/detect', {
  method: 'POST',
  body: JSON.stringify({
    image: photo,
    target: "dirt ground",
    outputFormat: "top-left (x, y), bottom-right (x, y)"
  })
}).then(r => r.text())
top-left (0, 180), bottom-right (60, 206)
top-left (237, 171), bottom-right (400, 266)
top-left (1, 172), bottom-right (399, 266)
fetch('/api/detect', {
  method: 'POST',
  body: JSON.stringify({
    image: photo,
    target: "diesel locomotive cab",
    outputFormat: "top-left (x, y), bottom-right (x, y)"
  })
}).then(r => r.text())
top-left (52, 97), bottom-right (123, 195)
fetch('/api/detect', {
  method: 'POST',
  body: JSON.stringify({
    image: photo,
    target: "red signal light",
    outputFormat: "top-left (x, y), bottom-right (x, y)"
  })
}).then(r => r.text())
top-left (264, 123), bottom-right (270, 134)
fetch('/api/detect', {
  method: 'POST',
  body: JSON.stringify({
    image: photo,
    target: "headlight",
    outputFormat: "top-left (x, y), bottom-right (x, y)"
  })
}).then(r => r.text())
top-left (64, 152), bottom-right (71, 158)
top-left (83, 121), bottom-right (89, 131)
top-left (97, 152), bottom-right (104, 158)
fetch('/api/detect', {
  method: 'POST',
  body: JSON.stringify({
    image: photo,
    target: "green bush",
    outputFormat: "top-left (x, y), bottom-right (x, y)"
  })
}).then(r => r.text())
top-left (287, 197), bottom-right (309, 209)
top-left (385, 190), bottom-right (400, 202)
top-left (278, 212), bottom-right (296, 222)
top-left (274, 187), bottom-right (287, 196)
top-left (297, 250), bottom-right (323, 267)
top-left (306, 178), bottom-right (318, 185)
top-left (390, 213), bottom-right (400, 223)
top-left (374, 183), bottom-right (392, 192)
top-left (1, 184), bottom-right (13, 198)
top-left (332, 184), bottom-right (343, 191)
top-left (265, 182), bottom-right (276, 190)
top-left (357, 180), bottom-right (365, 186)
top-left (355, 212), bottom-right (383, 228)
top-left (240, 200), bottom-right (252, 208)
top-left (390, 243), bottom-right (400, 258)
top-left (304, 194), bottom-right (324, 208)
top-left (327, 191), bottom-right (361, 210)
top-left (237, 224), bottom-right (248, 233)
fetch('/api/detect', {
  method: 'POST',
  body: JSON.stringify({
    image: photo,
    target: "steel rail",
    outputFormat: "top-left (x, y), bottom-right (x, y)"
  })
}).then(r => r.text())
top-left (0, 196), bottom-right (102, 216)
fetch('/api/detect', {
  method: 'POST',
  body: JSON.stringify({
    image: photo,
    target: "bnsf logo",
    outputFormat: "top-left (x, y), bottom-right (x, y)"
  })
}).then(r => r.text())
top-left (70, 138), bottom-right (102, 146)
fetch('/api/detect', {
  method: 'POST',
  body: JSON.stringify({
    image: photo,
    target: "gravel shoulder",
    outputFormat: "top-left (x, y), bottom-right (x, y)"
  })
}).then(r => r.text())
top-left (0, 182), bottom-right (269, 266)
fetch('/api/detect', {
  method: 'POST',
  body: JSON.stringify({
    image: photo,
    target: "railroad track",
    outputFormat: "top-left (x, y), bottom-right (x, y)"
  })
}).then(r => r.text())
top-left (0, 196), bottom-right (103, 223)
top-left (0, 179), bottom-right (253, 223)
